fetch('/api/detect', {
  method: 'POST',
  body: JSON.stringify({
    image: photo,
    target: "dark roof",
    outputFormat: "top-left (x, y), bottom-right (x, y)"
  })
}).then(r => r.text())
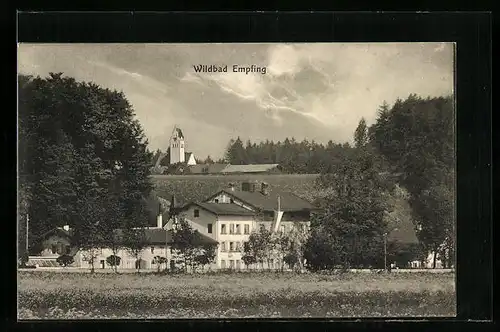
top-left (36, 227), bottom-right (74, 241)
top-left (113, 228), bottom-right (217, 246)
top-left (185, 202), bottom-right (255, 216)
top-left (189, 163), bottom-right (230, 174)
top-left (208, 189), bottom-right (316, 212)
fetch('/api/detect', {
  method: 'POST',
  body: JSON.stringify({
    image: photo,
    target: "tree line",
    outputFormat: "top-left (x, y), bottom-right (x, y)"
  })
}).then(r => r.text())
top-left (18, 72), bottom-right (454, 271)
top-left (222, 137), bottom-right (352, 174)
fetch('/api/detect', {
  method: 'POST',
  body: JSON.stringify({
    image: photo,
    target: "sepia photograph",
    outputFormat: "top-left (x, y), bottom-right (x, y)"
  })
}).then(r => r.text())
top-left (17, 43), bottom-right (456, 319)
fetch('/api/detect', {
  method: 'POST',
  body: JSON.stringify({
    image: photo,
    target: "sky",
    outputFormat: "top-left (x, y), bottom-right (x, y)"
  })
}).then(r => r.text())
top-left (18, 43), bottom-right (454, 160)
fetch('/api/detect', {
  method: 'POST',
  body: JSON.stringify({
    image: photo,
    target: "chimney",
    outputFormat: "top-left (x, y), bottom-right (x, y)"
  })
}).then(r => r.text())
top-left (157, 213), bottom-right (163, 229)
top-left (261, 182), bottom-right (269, 195)
top-left (157, 202), bottom-right (163, 228)
top-left (63, 225), bottom-right (70, 232)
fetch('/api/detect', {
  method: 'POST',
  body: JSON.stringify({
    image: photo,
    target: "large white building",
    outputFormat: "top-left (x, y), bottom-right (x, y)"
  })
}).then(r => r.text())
top-left (28, 181), bottom-right (315, 271)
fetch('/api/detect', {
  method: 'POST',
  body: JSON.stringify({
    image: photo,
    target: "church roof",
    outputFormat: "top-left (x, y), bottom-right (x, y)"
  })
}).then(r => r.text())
top-left (175, 127), bottom-right (184, 139)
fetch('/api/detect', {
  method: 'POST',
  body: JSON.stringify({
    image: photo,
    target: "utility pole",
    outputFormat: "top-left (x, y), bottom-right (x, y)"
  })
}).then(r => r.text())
top-left (25, 213), bottom-right (29, 256)
top-left (383, 232), bottom-right (387, 272)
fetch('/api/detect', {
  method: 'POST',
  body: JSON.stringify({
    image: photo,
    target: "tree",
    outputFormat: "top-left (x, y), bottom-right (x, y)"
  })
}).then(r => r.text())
top-left (153, 256), bottom-right (167, 273)
top-left (224, 137), bottom-right (248, 164)
top-left (244, 227), bottom-right (272, 270)
top-left (354, 118), bottom-right (369, 148)
top-left (106, 255), bottom-right (121, 271)
top-left (18, 73), bottom-right (153, 256)
top-left (305, 148), bottom-right (391, 270)
top-left (194, 243), bottom-right (217, 272)
top-left (56, 254), bottom-right (74, 267)
top-left (170, 217), bottom-right (213, 273)
top-left (124, 228), bottom-right (148, 273)
top-left (242, 252), bottom-right (257, 270)
top-left (370, 95), bottom-right (455, 267)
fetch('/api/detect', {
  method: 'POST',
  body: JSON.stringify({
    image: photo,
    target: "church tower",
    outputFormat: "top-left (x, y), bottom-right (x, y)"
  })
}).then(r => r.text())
top-left (169, 126), bottom-right (185, 164)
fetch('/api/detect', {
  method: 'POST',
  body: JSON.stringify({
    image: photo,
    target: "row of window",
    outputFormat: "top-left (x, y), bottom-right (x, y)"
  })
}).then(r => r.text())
top-left (258, 223), bottom-right (309, 233)
top-left (220, 241), bottom-right (246, 252)
top-left (220, 223), bottom-right (250, 235)
top-left (171, 143), bottom-right (184, 148)
top-left (206, 223), bottom-right (308, 235)
top-left (220, 259), bottom-right (242, 269)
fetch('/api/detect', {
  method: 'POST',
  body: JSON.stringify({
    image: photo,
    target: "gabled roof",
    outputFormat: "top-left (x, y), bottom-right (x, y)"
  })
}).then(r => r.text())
top-left (183, 202), bottom-right (255, 216)
top-left (207, 189), bottom-right (316, 212)
top-left (221, 164), bottom-right (280, 174)
top-left (36, 227), bottom-right (74, 241)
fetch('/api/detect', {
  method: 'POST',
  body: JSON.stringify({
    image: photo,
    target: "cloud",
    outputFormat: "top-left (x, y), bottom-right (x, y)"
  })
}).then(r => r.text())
top-left (18, 43), bottom-right (454, 158)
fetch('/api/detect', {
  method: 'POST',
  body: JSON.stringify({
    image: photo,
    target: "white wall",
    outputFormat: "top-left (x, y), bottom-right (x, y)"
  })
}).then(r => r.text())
top-left (181, 206), bottom-right (217, 239)
top-left (186, 154), bottom-right (196, 166)
top-left (216, 215), bottom-right (255, 269)
top-left (79, 245), bottom-right (169, 270)
top-left (169, 132), bottom-right (185, 164)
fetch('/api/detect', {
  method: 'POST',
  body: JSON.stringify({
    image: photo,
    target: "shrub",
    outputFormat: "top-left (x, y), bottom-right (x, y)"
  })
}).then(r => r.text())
top-left (106, 255), bottom-right (121, 271)
top-left (56, 255), bottom-right (74, 267)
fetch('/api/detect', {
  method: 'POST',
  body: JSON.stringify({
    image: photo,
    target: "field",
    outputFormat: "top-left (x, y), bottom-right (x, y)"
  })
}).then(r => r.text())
top-left (18, 270), bottom-right (456, 319)
top-left (151, 174), bottom-right (320, 203)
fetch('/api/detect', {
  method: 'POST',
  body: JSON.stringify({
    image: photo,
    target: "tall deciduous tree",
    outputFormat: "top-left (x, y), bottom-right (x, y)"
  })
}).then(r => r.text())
top-left (18, 73), bottom-right (153, 254)
top-left (305, 148), bottom-right (391, 270)
top-left (369, 95), bottom-right (455, 267)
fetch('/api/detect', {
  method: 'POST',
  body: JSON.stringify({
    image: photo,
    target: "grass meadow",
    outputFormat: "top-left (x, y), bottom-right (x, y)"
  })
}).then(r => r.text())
top-left (18, 270), bottom-right (456, 319)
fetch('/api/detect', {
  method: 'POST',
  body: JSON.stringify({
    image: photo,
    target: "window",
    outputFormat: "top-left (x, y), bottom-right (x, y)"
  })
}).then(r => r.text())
top-left (181, 144), bottom-right (184, 148)
top-left (65, 245), bottom-right (71, 254)
top-left (51, 244), bottom-right (57, 254)
top-left (229, 260), bottom-right (235, 269)
top-left (151, 247), bottom-right (155, 254)
top-left (221, 242), bottom-right (226, 252)
top-left (229, 224), bottom-right (235, 234)
top-left (207, 224), bottom-right (213, 234)
top-left (244, 242), bottom-right (250, 251)
top-left (236, 260), bottom-right (241, 270)
top-left (244, 224), bottom-right (250, 234)
top-left (235, 242), bottom-right (241, 251)
top-left (229, 242), bottom-right (234, 251)
top-left (236, 224), bottom-right (241, 234)
top-left (270, 259), bottom-right (274, 269)
top-left (221, 260), bottom-right (226, 269)
top-left (214, 199), bottom-right (219, 203)
top-left (194, 209), bottom-right (200, 218)
top-left (221, 224), bottom-right (226, 234)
